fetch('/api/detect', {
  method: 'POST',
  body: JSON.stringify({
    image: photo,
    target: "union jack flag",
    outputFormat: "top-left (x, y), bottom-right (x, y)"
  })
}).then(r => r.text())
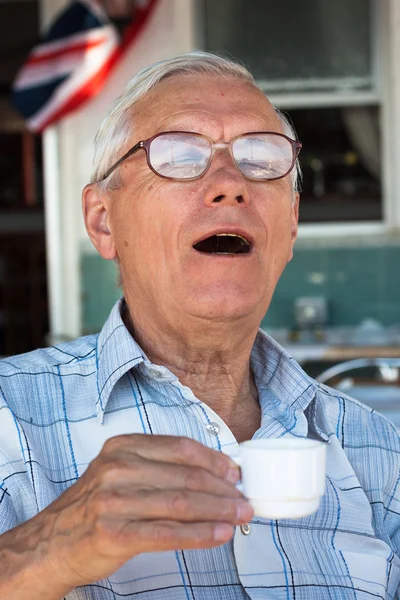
top-left (11, 0), bottom-right (158, 132)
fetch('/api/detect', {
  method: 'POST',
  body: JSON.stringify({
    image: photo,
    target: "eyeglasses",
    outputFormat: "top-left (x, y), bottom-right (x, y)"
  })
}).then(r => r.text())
top-left (98, 131), bottom-right (302, 183)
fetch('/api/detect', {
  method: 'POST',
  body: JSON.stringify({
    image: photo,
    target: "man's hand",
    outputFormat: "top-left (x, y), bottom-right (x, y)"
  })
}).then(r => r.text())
top-left (0, 434), bottom-right (252, 598)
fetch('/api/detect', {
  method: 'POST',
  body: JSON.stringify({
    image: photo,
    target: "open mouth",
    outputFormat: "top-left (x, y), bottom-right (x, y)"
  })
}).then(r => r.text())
top-left (193, 233), bottom-right (251, 255)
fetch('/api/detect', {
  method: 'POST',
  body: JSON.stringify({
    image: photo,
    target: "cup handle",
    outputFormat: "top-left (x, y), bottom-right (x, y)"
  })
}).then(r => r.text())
top-left (230, 454), bottom-right (242, 468)
top-left (229, 454), bottom-right (245, 495)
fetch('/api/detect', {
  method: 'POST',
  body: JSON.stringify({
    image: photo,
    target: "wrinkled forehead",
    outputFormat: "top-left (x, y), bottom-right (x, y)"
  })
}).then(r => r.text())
top-left (129, 73), bottom-right (282, 139)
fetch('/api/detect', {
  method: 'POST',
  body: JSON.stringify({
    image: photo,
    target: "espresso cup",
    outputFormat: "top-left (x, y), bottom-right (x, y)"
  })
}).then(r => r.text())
top-left (232, 438), bottom-right (326, 519)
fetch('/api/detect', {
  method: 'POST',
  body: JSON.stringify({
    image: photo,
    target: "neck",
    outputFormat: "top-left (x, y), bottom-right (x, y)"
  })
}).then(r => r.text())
top-left (123, 301), bottom-right (261, 440)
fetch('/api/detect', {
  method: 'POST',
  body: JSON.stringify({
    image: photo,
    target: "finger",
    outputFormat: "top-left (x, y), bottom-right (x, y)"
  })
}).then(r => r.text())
top-left (99, 458), bottom-right (242, 498)
top-left (94, 488), bottom-right (253, 524)
top-left (102, 518), bottom-right (236, 554)
top-left (102, 434), bottom-right (239, 481)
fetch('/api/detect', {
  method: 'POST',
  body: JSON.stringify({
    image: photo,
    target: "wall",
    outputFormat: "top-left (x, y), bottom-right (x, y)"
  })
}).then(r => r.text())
top-left (81, 253), bottom-right (120, 334)
top-left (44, 0), bottom-right (194, 340)
top-left (44, 0), bottom-right (400, 339)
top-left (262, 240), bottom-right (400, 330)
top-left (81, 240), bottom-right (400, 334)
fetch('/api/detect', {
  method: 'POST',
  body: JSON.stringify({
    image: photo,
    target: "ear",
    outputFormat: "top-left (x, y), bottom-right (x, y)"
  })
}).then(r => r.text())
top-left (82, 184), bottom-right (116, 260)
top-left (288, 192), bottom-right (300, 262)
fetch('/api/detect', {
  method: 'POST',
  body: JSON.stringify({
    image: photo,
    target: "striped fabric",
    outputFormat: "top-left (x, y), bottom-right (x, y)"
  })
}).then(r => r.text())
top-left (11, 0), bottom-right (119, 132)
top-left (1, 298), bottom-right (400, 599)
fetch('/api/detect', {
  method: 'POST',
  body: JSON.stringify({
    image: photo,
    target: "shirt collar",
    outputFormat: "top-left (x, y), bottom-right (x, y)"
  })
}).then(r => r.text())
top-left (96, 298), bottom-right (145, 420)
top-left (95, 299), bottom-right (322, 436)
top-left (251, 330), bottom-right (325, 439)
top-left (251, 329), bottom-right (317, 412)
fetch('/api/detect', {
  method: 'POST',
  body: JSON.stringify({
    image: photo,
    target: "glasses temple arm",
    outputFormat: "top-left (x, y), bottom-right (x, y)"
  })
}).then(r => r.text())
top-left (98, 141), bottom-right (144, 182)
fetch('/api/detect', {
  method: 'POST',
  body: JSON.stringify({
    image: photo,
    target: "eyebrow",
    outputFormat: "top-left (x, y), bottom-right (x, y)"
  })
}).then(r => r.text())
top-left (156, 123), bottom-right (280, 139)
top-left (155, 112), bottom-right (274, 136)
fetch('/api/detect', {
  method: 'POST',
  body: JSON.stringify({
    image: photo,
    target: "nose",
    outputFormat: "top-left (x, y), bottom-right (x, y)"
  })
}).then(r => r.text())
top-left (202, 152), bottom-right (251, 207)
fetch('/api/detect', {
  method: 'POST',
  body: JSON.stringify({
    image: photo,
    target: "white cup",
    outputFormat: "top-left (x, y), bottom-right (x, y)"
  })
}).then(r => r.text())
top-left (232, 438), bottom-right (326, 519)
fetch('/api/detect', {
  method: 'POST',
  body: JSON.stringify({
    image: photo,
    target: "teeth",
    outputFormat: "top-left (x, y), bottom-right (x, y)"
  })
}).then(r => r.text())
top-left (193, 232), bottom-right (251, 254)
top-left (215, 233), bottom-right (249, 244)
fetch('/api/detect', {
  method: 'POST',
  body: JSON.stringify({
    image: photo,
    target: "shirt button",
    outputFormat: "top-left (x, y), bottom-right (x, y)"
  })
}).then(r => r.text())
top-left (147, 368), bottom-right (160, 378)
top-left (206, 422), bottom-right (220, 436)
top-left (240, 523), bottom-right (251, 535)
top-left (147, 367), bottom-right (171, 380)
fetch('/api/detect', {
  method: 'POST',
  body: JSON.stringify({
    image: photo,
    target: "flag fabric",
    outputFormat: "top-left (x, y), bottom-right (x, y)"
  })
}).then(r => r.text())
top-left (119, 0), bottom-right (158, 54)
top-left (11, 1), bottom-right (118, 133)
top-left (11, 0), bottom-right (158, 132)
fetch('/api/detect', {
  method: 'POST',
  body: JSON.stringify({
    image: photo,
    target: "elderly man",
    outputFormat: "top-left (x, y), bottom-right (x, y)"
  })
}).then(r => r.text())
top-left (0, 51), bottom-right (399, 599)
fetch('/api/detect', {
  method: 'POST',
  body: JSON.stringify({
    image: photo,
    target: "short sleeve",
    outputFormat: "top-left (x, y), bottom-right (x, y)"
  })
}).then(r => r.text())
top-left (0, 480), bottom-right (18, 534)
top-left (0, 395), bottom-right (38, 529)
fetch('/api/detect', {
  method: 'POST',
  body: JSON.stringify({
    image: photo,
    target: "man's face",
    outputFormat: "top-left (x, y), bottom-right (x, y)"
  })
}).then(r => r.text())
top-left (97, 74), bottom-right (299, 326)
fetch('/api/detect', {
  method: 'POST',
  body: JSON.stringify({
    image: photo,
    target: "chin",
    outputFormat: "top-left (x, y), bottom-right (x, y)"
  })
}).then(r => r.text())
top-left (182, 289), bottom-right (266, 324)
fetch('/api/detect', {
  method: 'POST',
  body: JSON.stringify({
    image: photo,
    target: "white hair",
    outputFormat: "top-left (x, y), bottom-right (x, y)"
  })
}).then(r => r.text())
top-left (91, 51), bottom-right (302, 194)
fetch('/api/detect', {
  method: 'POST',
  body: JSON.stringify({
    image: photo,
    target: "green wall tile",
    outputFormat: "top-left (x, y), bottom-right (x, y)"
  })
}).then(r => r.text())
top-left (81, 254), bottom-right (121, 334)
top-left (382, 247), bottom-right (400, 302)
top-left (262, 247), bottom-right (329, 329)
top-left (326, 248), bottom-right (382, 325)
top-left (375, 301), bottom-right (400, 326)
top-left (81, 243), bottom-right (400, 333)
top-left (262, 243), bottom-right (400, 329)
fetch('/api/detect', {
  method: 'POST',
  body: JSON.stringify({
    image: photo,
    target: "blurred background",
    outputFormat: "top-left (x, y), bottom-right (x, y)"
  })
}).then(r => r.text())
top-left (1, 0), bottom-right (400, 420)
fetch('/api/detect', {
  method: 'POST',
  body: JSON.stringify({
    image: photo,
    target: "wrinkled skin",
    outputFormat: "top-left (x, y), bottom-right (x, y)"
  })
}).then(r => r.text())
top-left (0, 73), bottom-right (299, 599)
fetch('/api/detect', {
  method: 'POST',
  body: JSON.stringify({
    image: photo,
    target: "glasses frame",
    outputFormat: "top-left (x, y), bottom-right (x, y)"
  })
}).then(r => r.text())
top-left (98, 130), bottom-right (302, 183)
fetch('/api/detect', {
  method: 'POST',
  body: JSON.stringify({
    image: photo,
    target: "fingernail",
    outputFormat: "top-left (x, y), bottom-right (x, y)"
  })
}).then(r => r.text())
top-left (228, 457), bottom-right (239, 470)
top-left (214, 523), bottom-right (234, 541)
top-left (236, 501), bottom-right (253, 521)
top-left (225, 467), bottom-right (240, 484)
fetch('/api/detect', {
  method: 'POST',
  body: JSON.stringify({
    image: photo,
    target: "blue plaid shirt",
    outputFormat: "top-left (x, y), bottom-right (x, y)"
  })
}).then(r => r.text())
top-left (1, 299), bottom-right (400, 599)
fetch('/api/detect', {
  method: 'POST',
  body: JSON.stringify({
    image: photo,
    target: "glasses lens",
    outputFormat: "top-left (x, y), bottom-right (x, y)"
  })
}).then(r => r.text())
top-left (149, 133), bottom-right (211, 179)
top-left (232, 134), bottom-right (295, 180)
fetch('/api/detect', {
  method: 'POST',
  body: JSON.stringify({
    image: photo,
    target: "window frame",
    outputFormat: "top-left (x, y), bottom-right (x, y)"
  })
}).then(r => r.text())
top-left (193, 0), bottom-right (400, 238)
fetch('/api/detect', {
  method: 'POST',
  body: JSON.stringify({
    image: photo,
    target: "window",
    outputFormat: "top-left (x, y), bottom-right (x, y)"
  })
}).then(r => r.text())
top-left (286, 106), bottom-right (381, 223)
top-left (203, 0), bottom-right (373, 93)
top-left (201, 0), bottom-right (382, 225)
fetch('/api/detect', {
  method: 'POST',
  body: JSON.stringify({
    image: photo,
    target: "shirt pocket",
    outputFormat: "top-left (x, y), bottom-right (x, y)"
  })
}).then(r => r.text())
top-left (312, 537), bottom-right (392, 600)
top-left (339, 549), bottom-right (388, 599)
